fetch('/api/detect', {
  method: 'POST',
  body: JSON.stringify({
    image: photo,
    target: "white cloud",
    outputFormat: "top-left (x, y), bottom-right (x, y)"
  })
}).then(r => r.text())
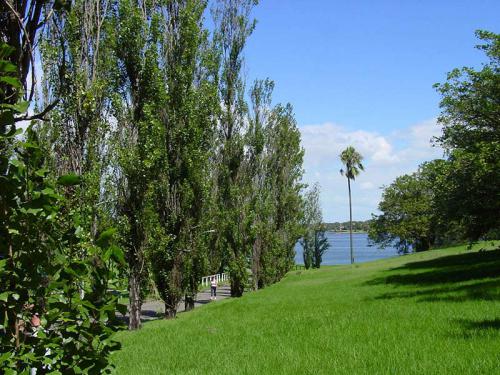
top-left (360, 181), bottom-right (375, 190)
top-left (408, 119), bottom-right (442, 148)
top-left (299, 119), bottom-right (444, 222)
top-left (300, 122), bottom-right (399, 166)
top-left (396, 119), bottom-right (444, 161)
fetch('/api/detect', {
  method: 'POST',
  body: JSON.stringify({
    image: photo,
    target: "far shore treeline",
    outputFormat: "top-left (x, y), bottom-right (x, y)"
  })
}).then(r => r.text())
top-left (324, 221), bottom-right (371, 232)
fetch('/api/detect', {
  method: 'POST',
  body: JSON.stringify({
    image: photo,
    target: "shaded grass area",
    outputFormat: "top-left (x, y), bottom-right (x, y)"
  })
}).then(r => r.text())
top-left (111, 242), bottom-right (500, 374)
top-left (369, 247), bottom-right (500, 303)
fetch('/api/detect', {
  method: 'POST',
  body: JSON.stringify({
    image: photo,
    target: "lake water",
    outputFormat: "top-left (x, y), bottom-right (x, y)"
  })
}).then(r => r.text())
top-left (294, 232), bottom-right (400, 265)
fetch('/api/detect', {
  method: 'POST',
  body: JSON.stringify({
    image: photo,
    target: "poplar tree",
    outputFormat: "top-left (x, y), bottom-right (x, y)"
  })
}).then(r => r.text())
top-left (213, 0), bottom-right (257, 297)
top-left (111, 0), bottom-right (167, 329)
top-left (145, 0), bottom-right (218, 317)
top-left (40, 0), bottom-right (115, 239)
top-left (301, 184), bottom-right (322, 269)
top-left (243, 78), bottom-right (305, 287)
top-left (262, 103), bottom-right (304, 282)
top-left (246, 79), bottom-right (274, 289)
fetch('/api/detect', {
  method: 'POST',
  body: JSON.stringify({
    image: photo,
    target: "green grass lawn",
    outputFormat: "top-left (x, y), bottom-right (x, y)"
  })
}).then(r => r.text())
top-left (111, 242), bottom-right (500, 374)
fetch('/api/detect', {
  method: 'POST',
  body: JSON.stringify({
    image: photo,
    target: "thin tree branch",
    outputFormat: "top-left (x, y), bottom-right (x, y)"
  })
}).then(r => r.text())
top-left (14, 99), bottom-right (59, 122)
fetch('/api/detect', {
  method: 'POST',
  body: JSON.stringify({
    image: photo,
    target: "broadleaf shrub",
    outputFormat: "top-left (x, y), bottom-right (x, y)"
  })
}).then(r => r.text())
top-left (0, 43), bottom-right (124, 374)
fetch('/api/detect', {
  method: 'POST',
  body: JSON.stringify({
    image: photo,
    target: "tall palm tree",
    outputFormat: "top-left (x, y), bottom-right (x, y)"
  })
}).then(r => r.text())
top-left (340, 146), bottom-right (364, 264)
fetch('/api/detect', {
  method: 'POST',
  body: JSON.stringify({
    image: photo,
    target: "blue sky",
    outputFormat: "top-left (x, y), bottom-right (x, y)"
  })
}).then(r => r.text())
top-left (243, 0), bottom-right (500, 221)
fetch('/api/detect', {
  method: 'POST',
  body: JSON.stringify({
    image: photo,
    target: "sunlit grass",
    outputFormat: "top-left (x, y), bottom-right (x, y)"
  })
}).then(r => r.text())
top-left (111, 241), bottom-right (500, 374)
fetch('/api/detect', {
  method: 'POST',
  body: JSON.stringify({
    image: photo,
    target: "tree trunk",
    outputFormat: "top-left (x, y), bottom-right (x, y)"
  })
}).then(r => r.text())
top-left (230, 279), bottom-right (244, 297)
top-left (251, 236), bottom-right (261, 290)
top-left (165, 303), bottom-right (177, 319)
top-left (229, 251), bottom-right (245, 297)
top-left (184, 294), bottom-right (195, 312)
top-left (128, 271), bottom-right (142, 330)
top-left (348, 178), bottom-right (354, 264)
top-left (230, 264), bottom-right (244, 297)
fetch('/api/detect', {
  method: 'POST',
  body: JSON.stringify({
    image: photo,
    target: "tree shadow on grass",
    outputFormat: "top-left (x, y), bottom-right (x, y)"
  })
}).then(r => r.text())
top-left (366, 249), bottom-right (500, 303)
top-left (452, 318), bottom-right (500, 339)
top-left (459, 318), bottom-right (500, 331)
top-left (400, 247), bottom-right (500, 270)
top-left (373, 280), bottom-right (500, 302)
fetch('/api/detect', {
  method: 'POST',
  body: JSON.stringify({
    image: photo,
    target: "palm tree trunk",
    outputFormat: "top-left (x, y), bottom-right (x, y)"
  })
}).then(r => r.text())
top-left (348, 177), bottom-right (354, 264)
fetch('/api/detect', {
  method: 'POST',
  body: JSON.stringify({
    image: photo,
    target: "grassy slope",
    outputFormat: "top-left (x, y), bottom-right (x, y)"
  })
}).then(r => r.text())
top-left (111, 242), bottom-right (500, 374)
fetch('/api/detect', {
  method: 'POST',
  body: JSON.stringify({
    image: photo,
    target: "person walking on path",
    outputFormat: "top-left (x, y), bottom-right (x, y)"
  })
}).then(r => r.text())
top-left (210, 276), bottom-right (217, 300)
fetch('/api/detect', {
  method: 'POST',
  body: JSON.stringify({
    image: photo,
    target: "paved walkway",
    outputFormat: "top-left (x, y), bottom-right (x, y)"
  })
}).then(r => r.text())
top-left (132, 285), bottom-right (231, 322)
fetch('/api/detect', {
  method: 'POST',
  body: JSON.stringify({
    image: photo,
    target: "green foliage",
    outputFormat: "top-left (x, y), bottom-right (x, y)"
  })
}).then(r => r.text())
top-left (300, 183), bottom-right (328, 269)
top-left (434, 30), bottom-right (499, 151)
top-left (0, 42), bottom-right (22, 170)
top-left (0, 49), bottom-right (123, 373)
top-left (149, 0), bottom-right (217, 316)
top-left (212, 0), bottom-right (258, 296)
top-left (433, 144), bottom-right (500, 241)
top-left (369, 164), bottom-right (438, 253)
top-left (339, 146), bottom-right (364, 181)
top-left (57, 173), bottom-right (82, 186)
top-left (370, 148), bottom-right (498, 251)
top-left (39, 0), bottom-right (117, 238)
top-left (110, 0), bottom-right (168, 328)
top-left (256, 103), bottom-right (304, 284)
top-left (373, 31), bottom-right (499, 248)
top-left (312, 229), bottom-right (329, 268)
top-left (244, 79), bottom-right (305, 287)
top-left (433, 30), bottom-right (500, 241)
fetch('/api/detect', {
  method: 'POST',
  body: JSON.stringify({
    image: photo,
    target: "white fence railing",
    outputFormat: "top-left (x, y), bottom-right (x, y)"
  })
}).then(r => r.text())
top-left (201, 273), bottom-right (229, 287)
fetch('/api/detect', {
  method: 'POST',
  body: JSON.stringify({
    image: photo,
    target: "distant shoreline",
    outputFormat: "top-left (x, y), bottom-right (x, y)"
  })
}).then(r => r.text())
top-left (326, 230), bottom-right (368, 234)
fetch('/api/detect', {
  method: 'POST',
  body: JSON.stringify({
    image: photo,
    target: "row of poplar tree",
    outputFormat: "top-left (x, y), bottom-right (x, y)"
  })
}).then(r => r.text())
top-left (0, 0), bottom-right (314, 372)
